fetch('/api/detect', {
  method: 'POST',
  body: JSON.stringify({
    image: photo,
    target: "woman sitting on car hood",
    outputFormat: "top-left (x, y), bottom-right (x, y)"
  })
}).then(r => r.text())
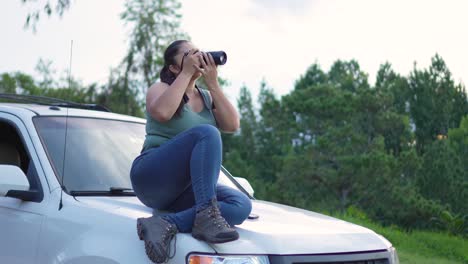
top-left (130, 40), bottom-right (252, 263)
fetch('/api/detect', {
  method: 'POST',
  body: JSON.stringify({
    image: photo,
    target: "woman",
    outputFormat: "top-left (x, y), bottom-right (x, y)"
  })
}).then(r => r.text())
top-left (130, 40), bottom-right (252, 263)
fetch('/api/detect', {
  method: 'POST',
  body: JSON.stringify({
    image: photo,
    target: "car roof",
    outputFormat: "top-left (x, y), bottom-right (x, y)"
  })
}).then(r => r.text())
top-left (0, 103), bottom-right (146, 123)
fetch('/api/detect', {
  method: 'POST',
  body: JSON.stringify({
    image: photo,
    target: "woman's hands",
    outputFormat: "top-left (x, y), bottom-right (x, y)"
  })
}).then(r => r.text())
top-left (180, 50), bottom-right (219, 90)
top-left (175, 49), bottom-right (238, 132)
top-left (180, 49), bottom-right (201, 76)
top-left (194, 52), bottom-right (219, 90)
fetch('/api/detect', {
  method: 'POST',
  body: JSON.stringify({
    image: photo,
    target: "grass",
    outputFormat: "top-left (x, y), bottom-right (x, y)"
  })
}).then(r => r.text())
top-left (329, 211), bottom-right (468, 264)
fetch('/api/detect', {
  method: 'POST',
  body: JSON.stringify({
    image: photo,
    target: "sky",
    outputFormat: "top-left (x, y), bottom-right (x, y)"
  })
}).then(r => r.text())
top-left (1, 0), bottom-right (467, 105)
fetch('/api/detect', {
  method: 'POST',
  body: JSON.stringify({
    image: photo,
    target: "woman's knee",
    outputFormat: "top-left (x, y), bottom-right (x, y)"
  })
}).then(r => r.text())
top-left (239, 194), bottom-right (253, 220)
top-left (228, 193), bottom-right (253, 225)
top-left (190, 124), bottom-right (220, 140)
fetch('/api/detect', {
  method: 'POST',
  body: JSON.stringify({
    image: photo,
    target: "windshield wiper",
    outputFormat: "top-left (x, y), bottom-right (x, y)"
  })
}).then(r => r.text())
top-left (70, 187), bottom-right (135, 196)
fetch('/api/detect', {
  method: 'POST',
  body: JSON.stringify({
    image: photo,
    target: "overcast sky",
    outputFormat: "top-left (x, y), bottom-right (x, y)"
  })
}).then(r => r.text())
top-left (1, 0), bottom-right (467, 105)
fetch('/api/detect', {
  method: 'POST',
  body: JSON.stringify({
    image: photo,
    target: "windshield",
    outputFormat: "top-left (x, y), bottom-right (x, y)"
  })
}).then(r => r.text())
top-left (33, 116), bottom-right (240, 194)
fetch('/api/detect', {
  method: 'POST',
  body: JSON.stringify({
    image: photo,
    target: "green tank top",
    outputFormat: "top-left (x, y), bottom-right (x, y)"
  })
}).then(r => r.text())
top-left (141, 86), bottom-right (217, 153)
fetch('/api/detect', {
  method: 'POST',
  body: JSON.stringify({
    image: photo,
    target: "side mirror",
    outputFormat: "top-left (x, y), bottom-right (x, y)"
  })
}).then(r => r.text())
top-left (234, 177), bottom-right (254, 197)
top-left (0, 165), bottom-right (36, 201)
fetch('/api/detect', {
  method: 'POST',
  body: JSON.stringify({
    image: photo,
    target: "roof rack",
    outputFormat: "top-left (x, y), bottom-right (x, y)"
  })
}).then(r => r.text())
top-left (0, 93), bottom-right (111, 112)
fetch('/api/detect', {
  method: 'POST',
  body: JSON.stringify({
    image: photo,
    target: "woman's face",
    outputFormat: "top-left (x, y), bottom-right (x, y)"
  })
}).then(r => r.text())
top-left (171, 42), bottom-right (202, 80)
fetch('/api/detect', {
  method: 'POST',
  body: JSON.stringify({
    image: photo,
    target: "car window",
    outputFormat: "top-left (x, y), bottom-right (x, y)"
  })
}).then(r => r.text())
top-left (0, 119), bottom-right (43, 198)
top-left (0, 121), bottom-right (28, 172)
top-left (33, 116), bottom-right (241, 194)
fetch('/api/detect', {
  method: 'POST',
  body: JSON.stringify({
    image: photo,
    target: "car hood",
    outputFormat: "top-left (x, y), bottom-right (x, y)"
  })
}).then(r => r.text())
top-left (213, 200), bottom-right (391, 254)
top-left (76, 196), bottom-right (391, 255)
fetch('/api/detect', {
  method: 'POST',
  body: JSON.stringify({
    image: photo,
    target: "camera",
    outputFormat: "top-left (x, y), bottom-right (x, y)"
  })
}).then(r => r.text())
top-left (206, 51), bottom-right (227, 65)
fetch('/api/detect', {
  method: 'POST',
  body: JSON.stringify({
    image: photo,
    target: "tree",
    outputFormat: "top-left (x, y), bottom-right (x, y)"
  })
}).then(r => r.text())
top-left (416, 139), bottom-right (466, 215)
top-left (278, 76), bottom-right (371, 210)
top-left (0, 73), bottom-right (20, 94)
top-left (0, 68), bottom-right (144, 117)
top-left (0, 72), bottom-right (41, 95)
top-left (222, 85), bottom-right (258, 187)
top-left (373, 63), bottom-right (413, 155)
top-left (21, 0), bottom-right (72, 31)
top-left (328, 60), bottom-right (369, 93)
top-left (108, 0), bottom-right (189, 118)
top-left (120, 0), bottom-right (188, 93)
top-left (236, 85), bottom-right (258, 161)
top-left (222, 85), bottom-right (257, 171)
top-left (375, 62), bottom-right (410, 115)
top-left (446, 116), bottom-right (468, 215)
top-left (21, 0), bottom-right (189, 108)
top-left (408, 54), bottom-right (468, 153)
top-left (243, 59), bottom-right (449, 230)
top-left (448, 116), bottom-right (468, 172)
top-left (94, 70), bottom-right (144, 117)
top-left (295, 63), bottom-right (327, 91)
top-left (256, 81), bottom-right (286, 182)
top-left (35, 58), bottom-right (57, 89)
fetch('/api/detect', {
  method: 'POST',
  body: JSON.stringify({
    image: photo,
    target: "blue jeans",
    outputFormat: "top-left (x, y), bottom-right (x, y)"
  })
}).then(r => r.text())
top-left (130, 124), bottom-right (252, 233)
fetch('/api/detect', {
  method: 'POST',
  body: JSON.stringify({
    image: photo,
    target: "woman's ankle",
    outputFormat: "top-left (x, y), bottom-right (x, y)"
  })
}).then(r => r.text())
top-left (196, 197), bottom-right (217, 212)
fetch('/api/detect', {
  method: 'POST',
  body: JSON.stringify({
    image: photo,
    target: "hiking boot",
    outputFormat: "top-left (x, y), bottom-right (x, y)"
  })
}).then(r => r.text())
top-left (137, 216), bottom-right (178, 263)
top-left (192, 198), bottom-right (239, 243)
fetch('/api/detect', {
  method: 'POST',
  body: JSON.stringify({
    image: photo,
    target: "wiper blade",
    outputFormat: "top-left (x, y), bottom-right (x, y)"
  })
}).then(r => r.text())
top-left (70, 187), bottom-right (135, 196)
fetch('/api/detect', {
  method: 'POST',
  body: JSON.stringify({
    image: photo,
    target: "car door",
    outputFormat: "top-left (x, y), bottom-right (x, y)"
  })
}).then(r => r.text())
top-left (0, 113), bottom-right (45, 264)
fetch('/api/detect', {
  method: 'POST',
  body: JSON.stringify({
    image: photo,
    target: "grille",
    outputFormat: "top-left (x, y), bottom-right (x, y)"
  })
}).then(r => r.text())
top-left (293, 260), bottom-right (388, 264)
top-left (269, 250), bottom-right (390, 264)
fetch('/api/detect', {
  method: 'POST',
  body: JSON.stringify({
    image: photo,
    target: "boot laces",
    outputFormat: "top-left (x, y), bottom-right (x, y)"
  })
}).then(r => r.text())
top-left (209, 206), bottom-right (230, 228)
top-left (161, 224), bottom-right (178, 262)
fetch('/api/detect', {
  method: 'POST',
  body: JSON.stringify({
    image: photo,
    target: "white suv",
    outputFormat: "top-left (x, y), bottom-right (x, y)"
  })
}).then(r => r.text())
top-left (0, 96), bottom-right (399, 264)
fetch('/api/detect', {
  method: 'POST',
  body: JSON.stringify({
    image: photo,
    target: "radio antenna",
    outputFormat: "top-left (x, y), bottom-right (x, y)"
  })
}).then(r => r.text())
top-left (59, 40), bottom-right (73, 210)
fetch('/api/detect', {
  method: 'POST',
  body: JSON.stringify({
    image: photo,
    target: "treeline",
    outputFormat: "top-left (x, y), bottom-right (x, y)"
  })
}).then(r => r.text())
top-left (221, 55), bottom-right (467, 236)
top-left (4, 0), bottom-right (186, 118)
top-left (0, 61), bottom-right (144, 117)
top-left (1, 54), bottom-right (466, 236)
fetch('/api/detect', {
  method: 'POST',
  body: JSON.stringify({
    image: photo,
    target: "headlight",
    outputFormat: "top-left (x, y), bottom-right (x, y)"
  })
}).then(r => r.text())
top-left (389, 247), bottom-right (399, 264)
top-left (187, 254), bottom-right (270, 264)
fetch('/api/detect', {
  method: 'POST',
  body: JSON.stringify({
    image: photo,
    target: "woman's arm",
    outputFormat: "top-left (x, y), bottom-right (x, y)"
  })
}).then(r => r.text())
top-left (197, 53), bottom-right (240, 132)
top-left (146, 72), bottom-right (192, 122)
top-left (147, 50), bottom-right (200, 122)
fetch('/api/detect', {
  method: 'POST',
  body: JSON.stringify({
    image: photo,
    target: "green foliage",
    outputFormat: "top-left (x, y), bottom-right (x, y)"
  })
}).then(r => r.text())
top-left (0, 66), bottom-right (143, 118)
top-left (256, 82), bottom-right (287, 182)
top-left (408, 54), bottom-right (468, 154)
top-left (328, 59), bottom-right (369, 92)
top-left (375, 62), bottom-right (410, 115)
top-left (21, 0), bottom-right (72, 31)
top-left (120, 0), bottom-right (188, 92)
top-left (224, 54), bottom-right (468, 238)
top-left (94, 70), bottom-right (144, 117)
top-left (431, 210), bottom-right (468, 237)
top-left (17, 0), bottom-right (190, 118)
top-left (0, 73), bottom-right (20, 94)
top-left (295, 63), bottom-right (327, 90)
top-left (416, 139), bottom-right (466, 215)
top-left (335, 208), bottom-right (468, 263)
top-left (236, 85), bottom-right (258, 162)
top-left (448, 116), bottom-right (468, 174)
top-left (375, 63), bottom-right (413, 155)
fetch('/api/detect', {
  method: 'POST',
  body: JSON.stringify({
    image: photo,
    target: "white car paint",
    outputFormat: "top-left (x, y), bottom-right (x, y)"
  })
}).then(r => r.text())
top-left (0, 103), bottom-right (398, 263)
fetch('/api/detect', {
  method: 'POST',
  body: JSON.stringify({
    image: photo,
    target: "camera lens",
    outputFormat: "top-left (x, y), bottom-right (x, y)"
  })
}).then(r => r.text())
top-left (207, 51), bottom-right (227, 65)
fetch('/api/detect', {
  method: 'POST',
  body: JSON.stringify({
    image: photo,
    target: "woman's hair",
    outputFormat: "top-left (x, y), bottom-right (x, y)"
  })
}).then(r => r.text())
top-left (159, 40), bottom-right (190, 117)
